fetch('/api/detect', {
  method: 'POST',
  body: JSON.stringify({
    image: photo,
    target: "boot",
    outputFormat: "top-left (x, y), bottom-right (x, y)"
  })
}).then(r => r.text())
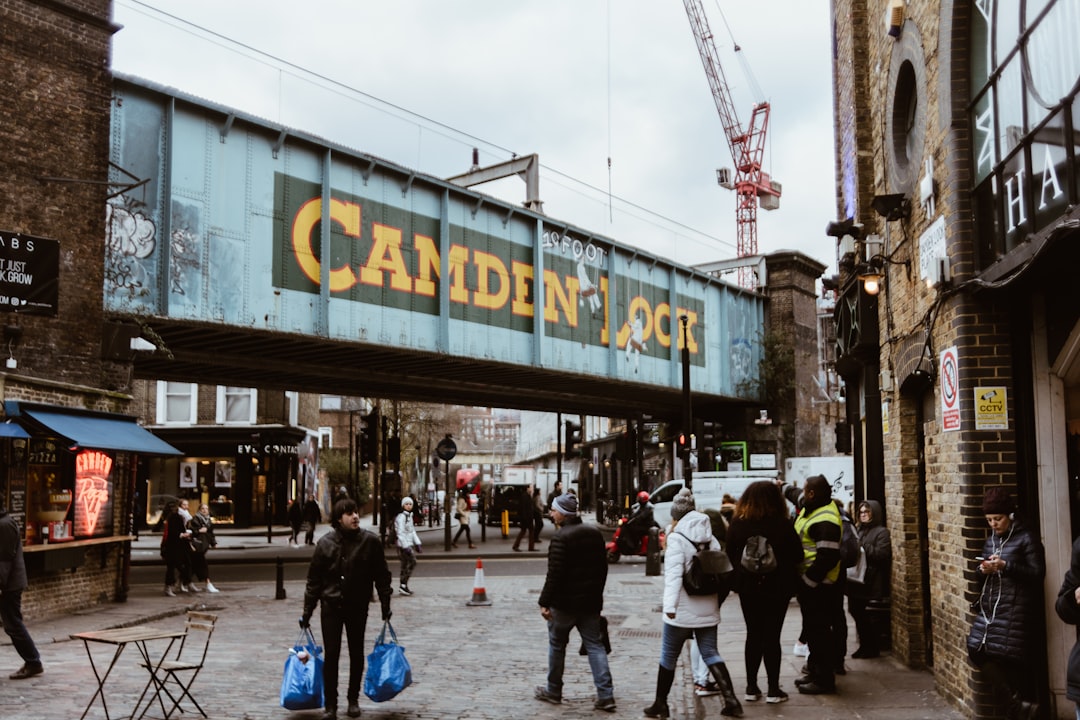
top-left (643, 665), bottom-right (675, 718)
top-left (709, 662), bottom-right (744, 717)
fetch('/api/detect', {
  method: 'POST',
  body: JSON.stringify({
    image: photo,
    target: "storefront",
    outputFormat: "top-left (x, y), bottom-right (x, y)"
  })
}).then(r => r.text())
top-left (142, 425), bottom-right (317, 529)
top-left (0, 401), bottom-right (180, 617)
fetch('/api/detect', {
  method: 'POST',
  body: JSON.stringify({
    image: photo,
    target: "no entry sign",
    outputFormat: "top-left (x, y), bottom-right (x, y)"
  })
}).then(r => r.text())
top-left (940, 346), bottom-right (960, 431)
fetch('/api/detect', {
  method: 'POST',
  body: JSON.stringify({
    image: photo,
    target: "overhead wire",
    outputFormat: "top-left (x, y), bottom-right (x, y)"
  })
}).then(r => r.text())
top-left (117, 0), bottom-right (735, 257)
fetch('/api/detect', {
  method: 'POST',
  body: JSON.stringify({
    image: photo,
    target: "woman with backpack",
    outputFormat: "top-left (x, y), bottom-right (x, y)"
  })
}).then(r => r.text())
top-left (644, 489), bottom-right (742, 718)
top-left (724, 481), bottom-right (804, 704)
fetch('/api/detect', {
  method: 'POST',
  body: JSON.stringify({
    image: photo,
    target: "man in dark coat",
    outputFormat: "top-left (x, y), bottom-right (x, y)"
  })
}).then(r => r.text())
top-left (303, 494), bottom-right (321, 545)
top-left (535, 493), bottom-right (615, 712)
top-left (302, 498), bottom-right (392, 720)
top-left (0, 505), bottom-right (42, 679)
top-left (1055, 535), bottom-right (1080, 718)
top-left (512, 485), bottom-right (536, 552)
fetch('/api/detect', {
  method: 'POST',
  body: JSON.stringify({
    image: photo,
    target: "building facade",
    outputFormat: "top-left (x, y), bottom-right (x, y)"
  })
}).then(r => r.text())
top-left (831, 1), bottom-right (1080, 717)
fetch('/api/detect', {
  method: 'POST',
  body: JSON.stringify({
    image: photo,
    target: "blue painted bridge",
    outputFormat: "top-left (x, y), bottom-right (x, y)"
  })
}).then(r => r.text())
top-left (104, 75), bottom-right (766, 419)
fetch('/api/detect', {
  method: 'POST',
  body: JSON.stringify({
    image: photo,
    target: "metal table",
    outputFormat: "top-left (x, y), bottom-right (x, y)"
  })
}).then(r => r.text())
top-left (70, 625), bottom-right (188, 720)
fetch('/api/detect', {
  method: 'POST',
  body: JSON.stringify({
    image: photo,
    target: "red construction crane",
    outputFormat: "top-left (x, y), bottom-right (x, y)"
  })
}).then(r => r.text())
top-left (683, 0), bottom-right (781, 288)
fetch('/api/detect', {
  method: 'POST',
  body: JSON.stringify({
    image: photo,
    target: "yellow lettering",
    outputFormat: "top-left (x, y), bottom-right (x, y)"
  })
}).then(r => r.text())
top-left (511, 260), bottom-right (534, 317)
top-left (359, 223), bottom-right (412, 292)
top-left (544, 269), bottom-right (577, 325)
top-left (291, 198), bottom-right (361, 291)
top-left (654, 302), bottom-right (671, 348)
top-left (448, 245), bottom-right (469, 304)
top-left (413, 234), bottom-right (439, 297)
top-left (473, 250), bottom-right (510, 310)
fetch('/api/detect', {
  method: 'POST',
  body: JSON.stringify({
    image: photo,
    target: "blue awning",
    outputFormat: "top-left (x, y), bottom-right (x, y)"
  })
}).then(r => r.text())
top-left (0, 421), bottom-right (29, 438)
top-left (18, 407), bottom-right (181, 455)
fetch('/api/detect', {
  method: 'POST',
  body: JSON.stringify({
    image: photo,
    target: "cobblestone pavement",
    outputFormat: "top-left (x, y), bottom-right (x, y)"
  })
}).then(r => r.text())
top-left (0, 521), bottom-right (963, 720)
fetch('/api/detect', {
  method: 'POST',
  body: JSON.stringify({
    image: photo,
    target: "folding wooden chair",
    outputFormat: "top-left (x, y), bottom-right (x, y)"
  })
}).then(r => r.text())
top-left (139, 611), bottom-right (218, 719)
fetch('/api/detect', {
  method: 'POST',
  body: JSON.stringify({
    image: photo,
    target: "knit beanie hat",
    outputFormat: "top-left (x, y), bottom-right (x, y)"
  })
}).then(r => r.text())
top-left (982, 486), bottom-right (1014, 515)
top-left (671, 488), bottom-right (696, 521)
top-left (552, 492), bottom-right (578, 516)
top-left (401, 496), bottom-right (414, 509)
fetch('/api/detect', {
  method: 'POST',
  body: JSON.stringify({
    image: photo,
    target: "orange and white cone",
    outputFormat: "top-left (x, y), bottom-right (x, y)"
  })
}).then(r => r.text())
top-left (465, 558), bottom-right (492, 606)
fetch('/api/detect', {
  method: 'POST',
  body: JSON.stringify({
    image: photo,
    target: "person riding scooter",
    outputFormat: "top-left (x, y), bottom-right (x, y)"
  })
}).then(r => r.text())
top-left (618, 491), bottom-right (657, 555)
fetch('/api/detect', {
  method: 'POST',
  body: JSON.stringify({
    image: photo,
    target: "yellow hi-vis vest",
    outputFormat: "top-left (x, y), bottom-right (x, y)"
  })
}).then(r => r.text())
top-left (794, 501), bottom-right (842, 584)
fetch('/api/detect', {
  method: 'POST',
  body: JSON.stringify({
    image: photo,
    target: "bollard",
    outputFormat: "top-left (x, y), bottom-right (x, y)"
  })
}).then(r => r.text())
top-left (275, 556), bottom-right (287, 600)
top-left (501, 510), bottom-right (510, 539)
top-left (645, 527), bottom-right (662, 576)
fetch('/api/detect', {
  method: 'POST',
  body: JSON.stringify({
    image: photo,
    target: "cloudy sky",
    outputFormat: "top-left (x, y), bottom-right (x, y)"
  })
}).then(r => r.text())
top-left (110, 0), bottom-right (838, 277)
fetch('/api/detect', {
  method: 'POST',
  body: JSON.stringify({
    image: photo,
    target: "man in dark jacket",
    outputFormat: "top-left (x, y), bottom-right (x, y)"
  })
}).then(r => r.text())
top-left (535, 492), bottom-right (615, 712)
top-left (303, 494), bottom-right (321, 545)
top-left (0, 506), bottom-right (42, 679)
top-left (302, 498), bottom-right (392, 720)
top-left (1055, 535), bottom-right (1080, 718)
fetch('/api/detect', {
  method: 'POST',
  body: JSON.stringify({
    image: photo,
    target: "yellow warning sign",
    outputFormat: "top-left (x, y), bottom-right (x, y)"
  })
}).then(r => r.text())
top-left (974, 386), bottom-right (1008, 430)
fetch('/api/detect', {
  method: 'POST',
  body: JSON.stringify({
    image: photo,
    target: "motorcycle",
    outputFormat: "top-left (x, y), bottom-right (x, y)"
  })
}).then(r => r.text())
top-left (605, 517), bottom-right (663, 563)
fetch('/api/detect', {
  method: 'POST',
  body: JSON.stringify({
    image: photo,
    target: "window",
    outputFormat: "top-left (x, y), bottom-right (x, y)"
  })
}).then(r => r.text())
top-left (318, 426), bottom-right (333, 449)
top-left (156, 381), bottom-right (197, 425)
top-left (216, 386), bottom-right (256, 424)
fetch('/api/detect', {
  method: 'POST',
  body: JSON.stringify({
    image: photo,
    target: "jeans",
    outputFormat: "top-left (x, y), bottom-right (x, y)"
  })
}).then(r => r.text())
top-left (659, 623), bottom-right (722, 671)
top-left (797, 582), bottom-right (842, 687)
top-left (545, 607), bottom-right (613, 700)
top-left (0, 589), bottom-right (40, 665)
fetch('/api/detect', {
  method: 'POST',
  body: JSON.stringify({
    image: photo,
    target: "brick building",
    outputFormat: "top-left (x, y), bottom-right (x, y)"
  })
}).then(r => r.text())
top-left (0, 0), bottom-right (161, 619)
top-left (831, 1), bottom-right (1080, 717)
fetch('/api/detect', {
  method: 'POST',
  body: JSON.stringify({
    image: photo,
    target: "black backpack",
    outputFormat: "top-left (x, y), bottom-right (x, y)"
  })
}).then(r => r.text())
top-left (839, 512), bottom-right (859, 569)
top-left (676, 531), bottom-right (732, 598)
top-left (741, 535), bottom-right (778, 574)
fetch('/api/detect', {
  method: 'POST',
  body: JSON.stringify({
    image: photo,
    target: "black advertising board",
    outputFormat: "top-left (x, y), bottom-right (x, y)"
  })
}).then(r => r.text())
top-left (0, 231), bottom-right (59, 316)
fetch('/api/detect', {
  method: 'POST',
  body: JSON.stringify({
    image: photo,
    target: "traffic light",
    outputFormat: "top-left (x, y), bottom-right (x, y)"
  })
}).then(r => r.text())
top-left (699, 420), bottom-right (717, 471)
top-left (386, 435), bottom-right (401, 463)
top-left (564, 419), bottom-right (582, 457)
top-left (359, 409), bottom-right (379, 467)
top-left (835, 421), bottom-right (851, 453)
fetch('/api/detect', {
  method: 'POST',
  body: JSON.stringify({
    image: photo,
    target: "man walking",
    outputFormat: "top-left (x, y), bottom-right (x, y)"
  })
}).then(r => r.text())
top-left (793, 474), bottom-right (843, 695)
top-left (0, 503), bottom-right (43, 679)
top-left (303, 494), bottom-right (321, 545)
top-left (512, 485), bottom-right (536, 552)
top-left (302, 498), bottom-right (392, 720)
top-left (535, 493), bottom-right (616, 712)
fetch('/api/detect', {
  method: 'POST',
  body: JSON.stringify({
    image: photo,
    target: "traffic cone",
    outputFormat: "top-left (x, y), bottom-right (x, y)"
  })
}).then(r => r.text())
top-left (465, 558), bottom-right (492, 606)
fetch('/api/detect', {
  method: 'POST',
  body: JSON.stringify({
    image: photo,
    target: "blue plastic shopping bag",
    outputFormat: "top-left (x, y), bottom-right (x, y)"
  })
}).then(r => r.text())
top-left (281, 626), bottom-right (324, 710)
top-left (363, 621), bottom-right (412, 703)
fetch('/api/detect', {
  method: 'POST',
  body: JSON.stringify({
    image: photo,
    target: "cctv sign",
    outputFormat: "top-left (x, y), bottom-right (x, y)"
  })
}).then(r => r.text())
top-left (974, 386), bottom-right (1008, 430)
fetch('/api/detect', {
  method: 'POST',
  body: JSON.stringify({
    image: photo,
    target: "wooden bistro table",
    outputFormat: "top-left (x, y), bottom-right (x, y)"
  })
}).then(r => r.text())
top-left (70, 624), bottom-right (188, 720)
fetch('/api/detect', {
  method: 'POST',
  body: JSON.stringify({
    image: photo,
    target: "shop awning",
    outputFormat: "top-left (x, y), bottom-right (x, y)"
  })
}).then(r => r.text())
top-left (6, 403), bottom-right (181, 455)
top-left (0, 421), bottom-right (29, 438)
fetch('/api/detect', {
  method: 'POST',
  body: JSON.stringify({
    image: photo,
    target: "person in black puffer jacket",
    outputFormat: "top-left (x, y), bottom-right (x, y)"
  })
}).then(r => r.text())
top-left (966, 486), bottom-right (1045, 720)
top-left (535, 492), bottom-right (615, 712)
top-left (302, 498), bottom-right (392, 720)
top-left (1055, 535), bottom-right (1080, 718)
top-left (845, 500), bottom-right (891, 658)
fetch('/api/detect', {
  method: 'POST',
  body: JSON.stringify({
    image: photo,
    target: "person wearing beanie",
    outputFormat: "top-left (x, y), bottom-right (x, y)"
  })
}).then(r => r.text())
top-left (536, 488), bottom-right (616, 712)
top-left (644, 488), bottom-right (743, 718)
top-left (967, 485), bottom-right (1045, 720)
top-left (302, 498), bottom-right (392, 720)
top-left (394, 496), bottom-right (423, 595)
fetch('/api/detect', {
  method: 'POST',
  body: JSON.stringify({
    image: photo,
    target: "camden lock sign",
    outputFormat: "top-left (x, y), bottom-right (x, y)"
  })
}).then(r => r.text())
top-left (0, 231), bottom-right (59, 316)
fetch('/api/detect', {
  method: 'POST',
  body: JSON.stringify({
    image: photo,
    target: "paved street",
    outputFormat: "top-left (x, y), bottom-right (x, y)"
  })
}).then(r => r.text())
top-left (0, 517), bottom-right (962, 719)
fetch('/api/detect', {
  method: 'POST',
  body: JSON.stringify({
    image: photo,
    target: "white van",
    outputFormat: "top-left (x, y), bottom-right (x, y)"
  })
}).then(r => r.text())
top-left (649, 470), bottom-right (780, 529)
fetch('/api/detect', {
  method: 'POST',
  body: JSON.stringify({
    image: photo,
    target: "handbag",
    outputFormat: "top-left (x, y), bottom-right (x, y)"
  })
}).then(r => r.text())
top-left (846, 546), bottom-right (868, 584)
top-left (364, 621), bottom-right (412, 703)
top-left (280, 626), bottom-right (324, 710)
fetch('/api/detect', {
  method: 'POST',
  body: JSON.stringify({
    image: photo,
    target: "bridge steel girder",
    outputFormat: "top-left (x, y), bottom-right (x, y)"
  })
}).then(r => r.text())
top-left (105, 76), bottom-right (766, 420)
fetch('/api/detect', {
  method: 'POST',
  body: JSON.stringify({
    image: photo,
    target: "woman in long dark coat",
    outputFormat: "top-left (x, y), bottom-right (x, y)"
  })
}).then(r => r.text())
top-left (966, 486), bottom-right (1045, 720)
top-left (845, 499), bottom-right (891, 658)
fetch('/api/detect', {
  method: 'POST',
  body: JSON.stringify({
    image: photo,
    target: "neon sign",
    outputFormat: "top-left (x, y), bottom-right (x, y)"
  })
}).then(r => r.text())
top-left (75, 450), bottom-right (113, 536)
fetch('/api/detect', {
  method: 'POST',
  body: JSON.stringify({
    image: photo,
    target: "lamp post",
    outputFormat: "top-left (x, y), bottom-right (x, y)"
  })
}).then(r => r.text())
top-left (680, 315), bottom-right (693, 489)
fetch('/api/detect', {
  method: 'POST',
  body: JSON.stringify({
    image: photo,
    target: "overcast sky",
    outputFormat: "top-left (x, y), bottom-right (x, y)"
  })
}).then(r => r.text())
top-left (110, 0), bottom-right (839, 278)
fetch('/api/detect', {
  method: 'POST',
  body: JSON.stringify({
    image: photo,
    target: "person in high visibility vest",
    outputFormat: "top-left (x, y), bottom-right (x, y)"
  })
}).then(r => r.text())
top-left (791, 474), bottom-right (843, 696)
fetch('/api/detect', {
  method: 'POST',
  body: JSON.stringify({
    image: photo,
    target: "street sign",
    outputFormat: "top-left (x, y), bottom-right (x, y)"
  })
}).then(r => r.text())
top-left (940, 346), bottom-right (960, 431)
top-left (435, 436), bottom-right (457, 462)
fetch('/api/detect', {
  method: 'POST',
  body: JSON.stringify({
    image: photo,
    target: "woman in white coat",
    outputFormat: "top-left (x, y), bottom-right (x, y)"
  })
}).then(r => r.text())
top-left (644, 489), bottom-right (743, 719)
